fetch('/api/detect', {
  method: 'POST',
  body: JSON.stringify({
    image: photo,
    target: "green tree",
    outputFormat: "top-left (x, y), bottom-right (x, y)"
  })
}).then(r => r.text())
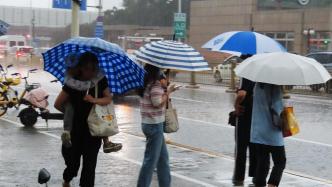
top-left (51, 22), bottom-right (95, 45)
top-left (104, 0), bottom-right (190, 27)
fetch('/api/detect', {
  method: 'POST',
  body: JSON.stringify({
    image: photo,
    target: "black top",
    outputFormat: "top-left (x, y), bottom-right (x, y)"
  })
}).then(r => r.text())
top-left (63, 76), bottom-right (108, 140)
top-left (239, 78), bottom-right (255, 116)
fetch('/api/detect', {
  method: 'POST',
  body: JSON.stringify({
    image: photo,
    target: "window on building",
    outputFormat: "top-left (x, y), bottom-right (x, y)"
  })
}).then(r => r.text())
top-left (17, 41), bottom-right (25, 46)
top-left (9, 41), bottom-right (16, 47)
top-left (308, 32), bottom-right (332, 52)
top-left (263, 32), bottom-right (295, 52)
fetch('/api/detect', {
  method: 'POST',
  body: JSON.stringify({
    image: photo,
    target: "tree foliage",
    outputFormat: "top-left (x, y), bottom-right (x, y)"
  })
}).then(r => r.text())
top-left (50, 0), bottom-right (191, 44)
top-left (104, 0), bottom-right (190, 26)
top-left (51, 22), bottom-right (95, 45)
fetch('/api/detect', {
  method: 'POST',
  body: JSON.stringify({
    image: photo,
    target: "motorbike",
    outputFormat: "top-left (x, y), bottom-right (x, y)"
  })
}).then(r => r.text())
top-left (0, 64), bottom-right (64, 127)
top-left (17, 79), bottom-right (64, 127)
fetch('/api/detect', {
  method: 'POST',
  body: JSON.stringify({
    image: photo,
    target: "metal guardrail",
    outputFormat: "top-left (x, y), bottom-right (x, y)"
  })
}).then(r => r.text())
top-left (171, 70), bottom-right (332, 97)
top-left (170, 70), bottom-right (239, 87)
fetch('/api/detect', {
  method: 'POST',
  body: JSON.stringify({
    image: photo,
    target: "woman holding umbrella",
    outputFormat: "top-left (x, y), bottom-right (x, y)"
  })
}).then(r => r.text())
top-left (135, 40), bottom-right (210, 187)
top-left (234, 52), bottom-right (331, 187)
top-left (43, 37), bottom-right (145, 187)
top-left (202, 31), bottom-right (287, 186)
top-left (251, 83), bottom-right (285, 187)
top-left (55, 52), bottom-right (114, 186)
top-left (137, 64), bottom-right (177, 187)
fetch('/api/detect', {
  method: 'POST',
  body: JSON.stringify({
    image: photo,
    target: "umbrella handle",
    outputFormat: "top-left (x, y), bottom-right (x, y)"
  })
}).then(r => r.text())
top-left (165, 69), bottom-right (171, 85)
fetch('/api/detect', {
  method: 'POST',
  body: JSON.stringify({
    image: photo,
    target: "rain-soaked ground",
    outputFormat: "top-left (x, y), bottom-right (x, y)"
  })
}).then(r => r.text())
top-left (0, 60), bottom-right (332, 186)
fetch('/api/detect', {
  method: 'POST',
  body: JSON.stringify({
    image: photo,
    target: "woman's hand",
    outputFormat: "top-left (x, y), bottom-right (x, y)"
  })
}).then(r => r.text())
top-left (84, 94), bottom-right (96, 104)
top-left (85, 88), bottom-right (112, 106)
top-left (235, 104), bottom-right (245, 116)
top-left (167, 84), bottom-right (176, 94)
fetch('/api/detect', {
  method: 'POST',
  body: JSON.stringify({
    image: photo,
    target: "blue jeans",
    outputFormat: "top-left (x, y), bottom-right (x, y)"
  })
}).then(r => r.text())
top-left (137, 123), bottom-right (171, 187)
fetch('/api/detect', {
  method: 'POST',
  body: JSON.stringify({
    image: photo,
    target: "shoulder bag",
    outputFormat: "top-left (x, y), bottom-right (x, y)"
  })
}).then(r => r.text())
top-left (164, 99), bottom-right (179, 133)
top-left (87, 84), bottom-right (119, 137)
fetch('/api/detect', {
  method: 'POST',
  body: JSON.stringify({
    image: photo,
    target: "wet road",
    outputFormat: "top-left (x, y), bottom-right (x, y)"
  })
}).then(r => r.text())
top-left (0, 60), bottom-right (332, 186)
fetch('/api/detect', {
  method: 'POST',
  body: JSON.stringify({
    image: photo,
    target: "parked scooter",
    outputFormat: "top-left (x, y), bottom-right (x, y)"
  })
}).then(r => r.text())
top-left (18, 79), bottom-right (64, 127)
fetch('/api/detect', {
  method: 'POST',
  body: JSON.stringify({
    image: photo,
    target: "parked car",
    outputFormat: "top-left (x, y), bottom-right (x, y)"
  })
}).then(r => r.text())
top-left (213, 64), bottom-right (238, 83)
top-left (307, 52), bottom-right (332, 72)
top-left (14, 46), bottom-right (33, 62)
top-left (306, 52), bottom-right (332, 92)
top-left (0, 35), bottom-right (27, 55)
top-left (212, 55), bottom-right (242, 83)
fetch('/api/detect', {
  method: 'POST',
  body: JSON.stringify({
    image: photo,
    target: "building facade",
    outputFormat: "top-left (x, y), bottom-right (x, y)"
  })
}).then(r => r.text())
top-left (0, 5), bottom-right (97, 47)
top-left (0, 6), bottom-right (97, 28)
top-left (189, 0), bottom-right (332, 64)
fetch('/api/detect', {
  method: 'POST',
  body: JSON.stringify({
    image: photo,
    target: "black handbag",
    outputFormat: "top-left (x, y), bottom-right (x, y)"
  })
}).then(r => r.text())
top-left (228, 111), bottom-right (237, 127)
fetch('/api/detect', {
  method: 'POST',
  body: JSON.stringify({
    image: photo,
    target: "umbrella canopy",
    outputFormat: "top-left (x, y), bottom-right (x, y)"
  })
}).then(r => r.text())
top-left (135, 40), bottom-right (210, 71)
top-left (234, 52), bottom-right (331, 85)
top-left (202, 31), bottom-right (286, 55)
top-left (42, 37), bottom-right (145, 94)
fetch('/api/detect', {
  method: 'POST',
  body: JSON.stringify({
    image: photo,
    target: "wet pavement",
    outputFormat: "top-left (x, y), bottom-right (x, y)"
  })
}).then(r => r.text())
top-left (0, 61), bottom-right (332, 186)
top-left (1, 118), bottom-right (331, 187)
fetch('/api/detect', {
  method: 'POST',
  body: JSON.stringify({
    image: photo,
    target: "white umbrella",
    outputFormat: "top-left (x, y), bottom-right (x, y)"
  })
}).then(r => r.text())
top-left (234, 52), bottom-right (331, 85)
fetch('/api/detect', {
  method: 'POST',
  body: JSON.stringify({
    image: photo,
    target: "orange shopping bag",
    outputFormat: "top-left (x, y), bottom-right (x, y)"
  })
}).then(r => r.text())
top-left (282, 106), bottom-right (300, 137)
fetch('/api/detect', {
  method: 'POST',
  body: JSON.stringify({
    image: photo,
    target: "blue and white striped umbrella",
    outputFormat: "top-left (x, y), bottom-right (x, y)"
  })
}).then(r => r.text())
top-left (135, 40), bottom-right (210, 71)
top-left (202, 31), bottom-right (286, 55)
top-left (42, 37), bottom-right (145, 94)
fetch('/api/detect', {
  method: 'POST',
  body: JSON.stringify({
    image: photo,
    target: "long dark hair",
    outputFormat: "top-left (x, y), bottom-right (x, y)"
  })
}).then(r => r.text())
top-left (138, 64), bottom-right (160, 97)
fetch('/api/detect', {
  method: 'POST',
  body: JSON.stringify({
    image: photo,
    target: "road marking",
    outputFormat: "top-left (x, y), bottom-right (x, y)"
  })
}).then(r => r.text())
top-left (288, 137), bottom-right (332, 148)
top-left (171, 96), bottom-right (214, 104)
top-left (123, 132), bottom-right (332, 185)
top-left (178, 116), bottom-right (332, 148)
top-left (1, 117), bottom-right (332, 186)
top-left (129, 105), bottom-right (332, 148)
top-left (179, 116), bottom-right (230, 128)
top-left (0, 118), bottom-right (219, 187)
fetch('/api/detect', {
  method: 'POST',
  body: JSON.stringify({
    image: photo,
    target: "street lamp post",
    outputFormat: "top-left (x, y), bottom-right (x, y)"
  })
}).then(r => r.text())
top-left (303, 28), bottom-right (315, 53)
top-left (71, 0), bottom-right (81, 37)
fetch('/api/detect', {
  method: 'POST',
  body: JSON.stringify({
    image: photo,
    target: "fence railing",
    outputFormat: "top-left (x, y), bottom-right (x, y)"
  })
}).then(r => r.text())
top-left (171, 70), bottom-right (332, 97)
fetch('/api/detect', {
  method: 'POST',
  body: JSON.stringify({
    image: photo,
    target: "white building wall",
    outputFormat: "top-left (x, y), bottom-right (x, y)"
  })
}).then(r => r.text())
top-left (0, 6), bottom-right (98, 27)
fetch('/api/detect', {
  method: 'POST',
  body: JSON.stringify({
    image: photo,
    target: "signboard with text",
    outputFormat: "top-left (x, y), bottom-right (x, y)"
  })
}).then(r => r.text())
top-left (95, 16), bottom-right (104, 39)
top-left (173, 13), bottom-right (186, 39)
top-left (52, 0), bottom-right (87, 11)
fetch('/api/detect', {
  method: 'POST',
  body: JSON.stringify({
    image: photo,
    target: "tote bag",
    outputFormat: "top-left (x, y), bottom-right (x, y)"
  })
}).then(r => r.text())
top-left (164, 99), bottom-right (179, 133)
top-left (282, 106), bottom-right (300, 137)
top-left (87, 85), bottom-right (119, 137)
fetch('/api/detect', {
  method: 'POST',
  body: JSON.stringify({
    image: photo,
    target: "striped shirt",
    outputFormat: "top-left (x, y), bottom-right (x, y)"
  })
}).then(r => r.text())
top-left (140, 81), bottom-right (166, 124)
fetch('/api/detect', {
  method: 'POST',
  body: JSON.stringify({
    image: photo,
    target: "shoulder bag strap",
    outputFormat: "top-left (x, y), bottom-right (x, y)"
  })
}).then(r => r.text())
top-left (95, 83), bottom-right (98, 98)
top-left (86, 81), bottom-right (98, 98)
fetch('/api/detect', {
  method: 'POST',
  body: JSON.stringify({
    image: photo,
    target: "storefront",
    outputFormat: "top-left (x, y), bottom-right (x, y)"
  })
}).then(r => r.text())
top-left (189, 0), bottom-right (332, 64)
top-left (257, 0), bottom-right (332, 10)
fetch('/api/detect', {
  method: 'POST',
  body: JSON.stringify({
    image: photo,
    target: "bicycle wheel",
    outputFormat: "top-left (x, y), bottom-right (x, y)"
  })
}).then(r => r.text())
top-left (0, 92), bottom-right (8, 117)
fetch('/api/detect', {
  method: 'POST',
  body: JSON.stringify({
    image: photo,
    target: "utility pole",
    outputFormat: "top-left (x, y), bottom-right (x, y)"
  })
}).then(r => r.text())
top-left (31, 10), bottom-right (36, 44)
top-left (181, 0), bottom-right (198, 88)
top-left (71, 0), bottom-right (80, 37)
top-left (177, 0), bottom-right (182, 42)
top-left (29, 0), bottom-right (35, 46)
top-left (98, 0), bottom-right (102, 16)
